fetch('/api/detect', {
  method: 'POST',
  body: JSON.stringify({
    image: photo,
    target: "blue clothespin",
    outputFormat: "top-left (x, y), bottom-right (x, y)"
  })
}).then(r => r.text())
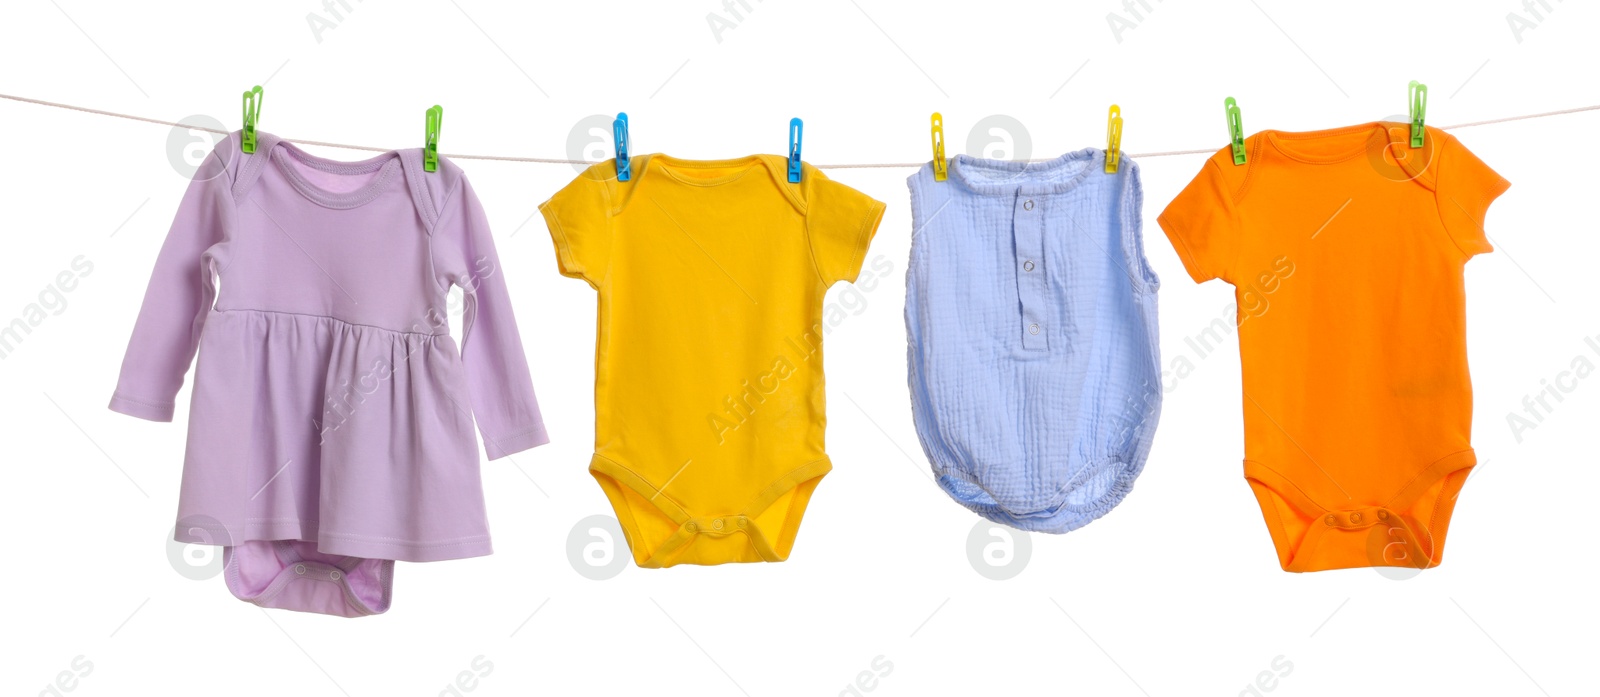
top-left (613, 112), bottom-right (631, 182)
top-left (787, 118), bottom-right (803, 183)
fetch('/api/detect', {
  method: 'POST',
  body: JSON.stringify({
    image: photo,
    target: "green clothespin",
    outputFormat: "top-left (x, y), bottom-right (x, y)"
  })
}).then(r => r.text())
top-left (1408, 81), bottom-right (1428, 149)
top-left (424, 105), bottom-right (443, 173)
top-left (241, 85), bottom-right (263, 154)
top-left (1224, 97), bottom-right (1246, 166)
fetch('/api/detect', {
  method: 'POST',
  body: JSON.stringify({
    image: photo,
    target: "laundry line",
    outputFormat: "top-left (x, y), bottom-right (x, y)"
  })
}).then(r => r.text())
top-left (4, 91), bottom-right (1598, 169)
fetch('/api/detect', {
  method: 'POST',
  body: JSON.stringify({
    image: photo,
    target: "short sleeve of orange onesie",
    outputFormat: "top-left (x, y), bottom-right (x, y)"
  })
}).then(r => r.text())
top-left (1160, 156), bottom-right (1244, 283)
top-left (1159, 124), bottom-right (1508, 572)
top-left (541, 155), bottom-right (885, 569)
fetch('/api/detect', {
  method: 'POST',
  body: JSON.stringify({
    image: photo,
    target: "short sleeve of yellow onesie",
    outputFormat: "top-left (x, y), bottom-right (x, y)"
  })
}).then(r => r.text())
top-left (1159, 124), bottom-right (1509, 572)
top-left (542, 155), bottom-right (885, 568)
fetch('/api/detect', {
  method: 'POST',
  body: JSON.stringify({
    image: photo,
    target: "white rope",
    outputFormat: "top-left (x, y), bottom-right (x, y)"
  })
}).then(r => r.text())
top-left (4, 92), bottom-right (1596, 169)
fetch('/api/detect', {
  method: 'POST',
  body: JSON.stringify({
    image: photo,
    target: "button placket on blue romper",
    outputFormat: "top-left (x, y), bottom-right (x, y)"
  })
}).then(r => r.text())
top-left (1014, 194), bottom-right (1050, 351)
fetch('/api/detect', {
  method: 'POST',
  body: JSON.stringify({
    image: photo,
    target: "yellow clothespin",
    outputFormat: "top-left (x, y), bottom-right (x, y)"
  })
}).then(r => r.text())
top-left (930, 112), bottom-right (948, 181)
top-left (1104, 104), bottom-right (1123, 174)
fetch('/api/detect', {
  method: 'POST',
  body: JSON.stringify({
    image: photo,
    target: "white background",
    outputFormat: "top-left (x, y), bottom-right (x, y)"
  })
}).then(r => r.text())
top-left (2, 1), bottom-right (1596, 695)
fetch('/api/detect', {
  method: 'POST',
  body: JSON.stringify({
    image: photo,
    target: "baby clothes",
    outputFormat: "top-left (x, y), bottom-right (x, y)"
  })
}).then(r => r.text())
top-left (111, 132), bottom-right (547, 615)
top-left (541, 155), bottom-right (884, 567)
top-left (905, 149), bottom-right (1163, 533)
top-left (1159, 123), bottom-right (1508, 572)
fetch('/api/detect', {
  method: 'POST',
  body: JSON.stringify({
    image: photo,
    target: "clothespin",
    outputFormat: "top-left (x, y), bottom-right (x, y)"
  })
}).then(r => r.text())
top-left (423, 105), bottom-right (443, 173)
top-left (1408, 81), bottom-right (1428, 149)
top-left (613, 112), bottom-right (631, 182)
top-left (241, 85), bottom-right (263, 154)
top-left (930, 112), bottom-right (948, 181)
top-left (787, 118), bottom-right (804, 183)
top-left (1104, 104), bottom-right (1124, 174)
top-left (1224, 97), bottom-right (1246, 166)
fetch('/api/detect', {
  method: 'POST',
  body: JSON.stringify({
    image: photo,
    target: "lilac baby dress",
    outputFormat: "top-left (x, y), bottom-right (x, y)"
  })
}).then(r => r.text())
top-left (110, 132), bottom-right (547, 616)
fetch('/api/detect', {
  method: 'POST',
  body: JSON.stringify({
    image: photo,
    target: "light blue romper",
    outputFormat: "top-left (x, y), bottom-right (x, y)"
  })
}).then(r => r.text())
top-left (905, 149), bottom-right (1162, 533)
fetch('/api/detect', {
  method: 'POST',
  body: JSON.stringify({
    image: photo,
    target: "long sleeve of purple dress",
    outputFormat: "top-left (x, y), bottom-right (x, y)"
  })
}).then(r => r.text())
top-left (109, 148), bottom-right (235, 422)
top-left (108, 131), bottom-right (545, 617)
top-left (429, 177), bottom-right (548, 459)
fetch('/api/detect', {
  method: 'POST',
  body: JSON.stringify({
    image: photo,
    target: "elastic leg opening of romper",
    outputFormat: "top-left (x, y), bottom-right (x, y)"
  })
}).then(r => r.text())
top-left (932, 455), bottom-right (1144, 534)
top-left (1243, 449), bottom-right (1477, 573)
top-left (588, 453), bottom-right (832, 568)
top-left (222, 540), bottom-right (393, 617)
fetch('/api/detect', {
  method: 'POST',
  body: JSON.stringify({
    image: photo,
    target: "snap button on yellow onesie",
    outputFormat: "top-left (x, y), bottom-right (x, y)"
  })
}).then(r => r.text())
top-left (541, 154), bottom-right (885, 567)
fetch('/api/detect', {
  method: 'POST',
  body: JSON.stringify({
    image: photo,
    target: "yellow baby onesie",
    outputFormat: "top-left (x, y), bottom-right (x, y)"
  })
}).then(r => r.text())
top-left (541, 154), bottom-right (885, 567)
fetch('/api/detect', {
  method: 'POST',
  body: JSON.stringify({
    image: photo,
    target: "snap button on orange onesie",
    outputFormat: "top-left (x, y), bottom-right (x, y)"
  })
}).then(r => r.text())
top-left (541, 155), bottom-right (884, 568)
top-left (1159, 123), bottom-right (1509, 572)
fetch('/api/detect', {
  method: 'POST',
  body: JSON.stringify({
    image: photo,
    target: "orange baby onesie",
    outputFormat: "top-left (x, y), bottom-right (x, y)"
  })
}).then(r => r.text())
top-left (1159, 123), bottom-right (1508, 572)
